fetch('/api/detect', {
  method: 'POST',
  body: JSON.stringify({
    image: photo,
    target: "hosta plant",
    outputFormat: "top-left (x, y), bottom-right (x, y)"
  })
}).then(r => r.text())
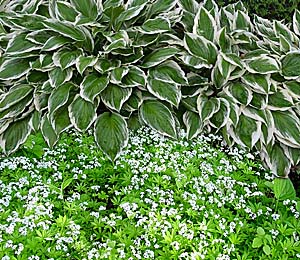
top-left (0, 0), bottom-right (300, 181)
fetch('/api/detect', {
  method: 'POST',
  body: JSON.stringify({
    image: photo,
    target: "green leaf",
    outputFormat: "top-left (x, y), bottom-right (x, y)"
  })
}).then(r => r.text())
top-left (56, 1), bottom-right (78, 22)
top-left (0, 116), bottom-right (31, 154)
top-left (41, 114), bottom-right (58, 148)
top-left (184, 33), bottom-right (218, 64)
top-left (121, 66), bottom-right (146, 87)
top-left (53, 48), bottom-right (82, 70)
top-left (80, 73), bottom-right (109, 102)
top-left (48, 83), bottom-right (74, 115)
top-left (197, 97), bottom-right (219, 122)
top-left (101, 85), bottom-right (132, 111)
top-left (0, 85), bottom-right (33, 112)
top-left (183, 111), bottom-right (202, 139)
top-left (252, 237), bottom-right (263, 248)
top-left (272, 111), bottom-right (300, 148)
top-left (110, 67), bottom-right (129, 84)
top-left (94, 112), bottom-right (128, 161)
top-left (70, 0), bottom-right (99, 23)
top-left (257, 227), bottom-right (265, 236)
top-left (148, 0), bottom-right (177, 17)
top-left (147, 78), bottom-right (181, 107)
top-left (141, 47), bottom-right (179, 68)
top-left (140, 100), bottom-right (177, 138)
top-left (209, 98), bottom-right (230, 130)
top-left (266, 143), bottom-right (291, 177)
top-left (43, 19), bottom-right (86, 42)
top-left (6, 33), bottom-right (39, 55)
top-left (61, 178), bottom-right (73, 191)
top-left (140, 17), bottom-right (170, 34)
top-left (268, 90), bottom-right (293, 110)
top-left (246, 56), bottom-right (279, 74)
top-left (149, 60), bottom-right (187, 85)
top-left (227, 82), bottom-right (252, 105)
top-left (0, 59), bottom-right (30, 80)
top-left (242, 74), bottom-right (270, 94)
top-left (263, 245), bottom-right (271, 255)
top-left (234, 114), bottom-right (261, 148)
top-left (49, 67), bottom-right (73, 88)
top-left (193, 6), bottom-right (216, 42)
top-left (281, 52), bottom-right (300, 79)
top-left (293, 10), bottom-right (300, 36)
top-left (42, 36), bottom-right (72, 51)
top-left (50, 105), bottom-right (72, 135)
top-left (69, 95), bottom-right (97, 132)
top-left (274, 178), bottom-right (296, 200)
top-left (284, 81), bottom-right (300, 98)
top-left (76, 56), bottom-right (98, 75)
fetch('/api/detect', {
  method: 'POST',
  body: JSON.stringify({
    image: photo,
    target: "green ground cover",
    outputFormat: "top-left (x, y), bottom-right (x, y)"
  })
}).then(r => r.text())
top-left (0, 128), bottom-right (299, 259)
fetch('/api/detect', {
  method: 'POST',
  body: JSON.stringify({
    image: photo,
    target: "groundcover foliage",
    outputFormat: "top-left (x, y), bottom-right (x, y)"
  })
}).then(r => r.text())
top-left (0, 128), bottom-right (300, 259)
top-left (0, 0), bottom-right (300, 179)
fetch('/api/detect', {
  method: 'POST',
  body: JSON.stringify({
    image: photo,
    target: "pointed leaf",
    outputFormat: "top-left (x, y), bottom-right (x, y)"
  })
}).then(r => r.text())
top-left (49, 67), bottom-right (73, 88)
top-left (0, 59), bottom-right (30, 80)
top-left (41, 114), bottom-right (58, 148)
top-left (101, 85), bottom-right (132, 111)
top-left (246, 56), bottom-right (279, 74)
top-left (140, 100), bottom-right (177, 138)
top-left (53, 48), bottom-right (82, 70)
top-left (69, 95), bottom-right (97, 132)
top-left (183, 111), bottom-right (202, 139)
top-left (141, 47), bottom-right (179, 68)
top-left (76, 56), bottom-right (98, 74)
top-left (193, 6), bottom-right (216, 42)
top-left (274, 177), bottom-right (296, 200)
top-left (80, 73), bottom-right (109, 102)
top-left (281, 52), bottom-right (300, 79)
top-left (94, 112), bottom-right (128, 161)
top-left (140, 17), bottom-right (170, 34)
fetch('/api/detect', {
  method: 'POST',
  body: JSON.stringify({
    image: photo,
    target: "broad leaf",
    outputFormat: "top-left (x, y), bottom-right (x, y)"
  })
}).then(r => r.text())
top-left (183, 110), bottom-right (202, 139)
top-left (139, 100), bottom-right (177, 138)
top-left (76, 56), bottom-right (98, 74)
top-left (101, 85), bottom-right (132, 111)
top-left (0, 59), bottom-right (30, 80)
top-left (246, 56), bottom-right (279, 74)
top-left (80, 73), bottom-right (109, 102)
top-left (69, 95), bottom-right (97, 132)
top-left (274, 178), bottom-right (297, 200)
top-left (147, 78), bottom-right (181, 107)
top-left (141, 47), bottom-right (179, 68)
top-left (140, 17), bottom-right (170, 34)
top-left (53, 48), bottom-right (82, 70)
top-left (193, 6), bottom-right (216, 42)
top-left (94, 112), bottom-right (128, 161)
top-left (41, 114), bottom-right (58, 148)
top-left (49, 67), bottom-right (73, 88)
top-left (281, 52), bottom-right (300, 79)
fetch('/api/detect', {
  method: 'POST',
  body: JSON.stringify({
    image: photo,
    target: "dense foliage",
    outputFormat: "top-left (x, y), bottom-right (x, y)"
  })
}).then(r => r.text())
top-left (0, 128), bottom-right (300, 259)
top-left (218, 0), bottom-right (300, 23)
top-left (0, 0), bottom-right (300, 179)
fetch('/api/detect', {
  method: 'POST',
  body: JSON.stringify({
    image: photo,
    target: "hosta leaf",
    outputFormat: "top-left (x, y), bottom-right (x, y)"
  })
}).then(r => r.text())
top-left (293, 10), bottom-right (300, 36)
top-left (210, 98), bottom-right (230, 130)
top-left (197, 96), bottom-right (219, 122)
top-left (56, 1), bottom-right (78, 22)
top-left (121, 66), bottom-right (146, 87)
top-left (53, 48), bottom-right (82, 70)
top-left (101, 85), bottom-right (132, 111)
top-left (0, 59), bottom-right (30, 80)
top-left (94, 112), bottom-right (128, 161)
top-left (80, 73), bottom-right (109, 102)
top-left (42, 36), bottom-right (72, 51)
top-left (141, 47), bottom-right (179, 68)
top-left (94, 58), bottom-right (121, 73)
top-left (212, 65), bottom-right (227, 89)
top-left (117, 3), bottom-right (146, 23)
top-left (284, 81), bottom-right (300, 98)
top-left (268, 90), bottom-right (293, 111)
top-left (148, 0), bottom-right (177, 17)
top-left (183, 111), bottom-right (202, 139)
top-left (41, 114), bottom-right (58, 148)
top-left (193, 6), bottom-right (216, 42)
top-left (69, 95), bottom-right (97, 132)
top-left (274, 178), bottom-right (296, 200)
top-left (217, 27), bottom-right (232, 53)
top-left (274, 20), bottom-right (294, 43)
top-left (43, 19), bottom-right (86, 42)
top-left (147, 78), bottom-right (181, 107)
top-left (235, 114), bottom-right (261, 148)
top-left (272, 111), bottom-right (300, 148)
top-left (184, 33), bottom-right (218, 64)
top-left (140, 17), bottom-right (171, 34)
top-left (0, 116), bottom-right (31, 154)
top-left (246, 56), bottom-right (279, 74)
top-left (242, 74), bottom-right (270, 94)
top-left (221, 53), bottom-right (243, 69)
top-left (50, 105), bottom-right (72, 134)
top-left (180, 54), bottom-right (213, 69)
top-left (234, 10), bottom-right (251, 31)
top-left (217, 55), bottom-right (232, 79)
top-left (149, 61), bottom-right (187, 85)
top-left (48, 83), bottom-right (74, 115)
top-left (139, 100), bottom-right (177, 138)
top-left (49, 67), bottom-right (73, 88)
top-left (6, 33), bottom-right (39, 55)
top-left (71, 0), bottom-right (99, 23)
top-left (76, 56), bottom-right (98, 74)
top-left (178, 0), bottom-right (198, 14)
top-left (281, 52), bottom-right (300, 79)
top-left (123, 90), bottom-right (143, 112)
top-left (0, 85), bottom-right (33, 112)
top-left (227, 82), bottom-right (252, 105)
top-left (110, 67), bottom-right (129, 84)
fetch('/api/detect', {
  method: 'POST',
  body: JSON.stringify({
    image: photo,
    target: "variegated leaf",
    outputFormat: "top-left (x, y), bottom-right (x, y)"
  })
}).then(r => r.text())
top-left (281, 52), bottom-right (300, 79)
top-left (183, 110), bottom-right (202, 139)
top-left (53, 48), bottom-right (82, 70)
top-left (49, 67), bottom-right (73, 88)
top-left (76, 55), bottom-right (98, 74)
top-left (0, 59), bottom-right (30, 80)
top-left (141, 47), bottom-right (179, 68)
top-left (101, 85), bottom-right (132, 111)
